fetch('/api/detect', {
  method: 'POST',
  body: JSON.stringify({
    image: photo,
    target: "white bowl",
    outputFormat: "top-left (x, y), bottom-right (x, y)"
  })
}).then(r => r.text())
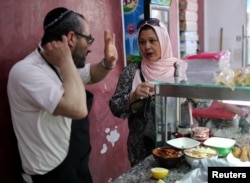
top-left (184, 146), bottom-right (218, 167)
top-left (167, 137), bottom-right (200, 149)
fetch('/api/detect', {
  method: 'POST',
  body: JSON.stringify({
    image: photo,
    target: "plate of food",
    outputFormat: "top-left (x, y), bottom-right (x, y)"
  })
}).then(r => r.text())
top-left (226, 145), bottom-right (250, 167)
top-left (226, 152), bottom-right (250, 167)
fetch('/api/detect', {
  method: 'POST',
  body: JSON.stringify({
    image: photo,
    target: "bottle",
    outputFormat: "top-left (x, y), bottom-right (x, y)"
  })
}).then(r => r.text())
top-left (167, 123), bottom-right (172, 140)
top-left (174, 62), bottom-right (180, 83)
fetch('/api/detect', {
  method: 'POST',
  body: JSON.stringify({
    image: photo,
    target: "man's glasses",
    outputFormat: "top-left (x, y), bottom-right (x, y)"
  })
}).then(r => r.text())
top-left (137, 18), bottom-right (160, 30)
top-left (74, 32), bottom-right (95, 45)
top-left (44, 10), bottom-right (72, 30)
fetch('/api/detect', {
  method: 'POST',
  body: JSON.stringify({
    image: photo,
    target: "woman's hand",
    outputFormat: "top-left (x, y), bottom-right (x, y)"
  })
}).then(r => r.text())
top-left (132, 82), bottom-right (155, 100)
top-left (125, 82), bottom-right (154, 112)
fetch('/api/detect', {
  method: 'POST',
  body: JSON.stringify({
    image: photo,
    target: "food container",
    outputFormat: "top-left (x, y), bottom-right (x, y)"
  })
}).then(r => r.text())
top-left (191, 127), bottom-right (209, 141)
top-left (177, 125), bottom-right (192, 138)
top-left (184, 146), bottom-right (218, 167)
top-left (152, 146), bottom-right (184, 168)
top-left (203, 137), bottom-right (236, 157)
top-left (167, 137), bottom-right (200, 149)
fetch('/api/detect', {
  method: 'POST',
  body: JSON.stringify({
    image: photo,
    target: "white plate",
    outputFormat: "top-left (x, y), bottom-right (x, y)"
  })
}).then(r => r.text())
top-left (203, 137), bottom-right (236, 148)
top-left (167, 137), bottom-right (200, 149)
top-left (226, 152), bottom-right (250, 167)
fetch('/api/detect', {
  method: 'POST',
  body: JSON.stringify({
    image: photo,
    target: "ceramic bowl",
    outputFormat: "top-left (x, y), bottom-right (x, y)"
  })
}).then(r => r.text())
top-left (152, 146), bottom-right (184, 168)
top-left (167, 137), bottom-right (200, 149)
top-left (184, 146), bottom-right (218, 167)
top-left (203, 137), bottom-right (236, 157)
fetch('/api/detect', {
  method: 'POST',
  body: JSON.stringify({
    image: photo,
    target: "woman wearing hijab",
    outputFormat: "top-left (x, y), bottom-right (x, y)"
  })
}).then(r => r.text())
top-left (109, 18), bottom-right (187, 166)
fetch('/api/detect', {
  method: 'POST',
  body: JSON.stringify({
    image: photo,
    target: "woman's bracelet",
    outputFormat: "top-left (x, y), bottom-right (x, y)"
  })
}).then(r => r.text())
top-left (101, 58), bottom-right (115, 70)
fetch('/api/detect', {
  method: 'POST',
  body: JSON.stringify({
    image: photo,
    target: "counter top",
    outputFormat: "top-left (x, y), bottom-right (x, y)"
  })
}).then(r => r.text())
top-left (112, 155), bottom-right (191, 183)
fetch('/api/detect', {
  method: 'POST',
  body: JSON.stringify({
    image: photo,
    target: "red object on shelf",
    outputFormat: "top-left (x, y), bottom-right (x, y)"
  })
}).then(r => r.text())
top-left (183, 51), bottom-right (227, 61)
top-left (192, 100), bottom-right (237, 125)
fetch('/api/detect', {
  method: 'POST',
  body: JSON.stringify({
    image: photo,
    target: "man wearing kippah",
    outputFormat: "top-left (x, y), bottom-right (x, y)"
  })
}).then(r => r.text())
top-left (7, 7), bottom-right (118, 183)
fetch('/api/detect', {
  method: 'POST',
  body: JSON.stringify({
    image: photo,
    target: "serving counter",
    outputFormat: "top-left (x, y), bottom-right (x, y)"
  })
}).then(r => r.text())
top-left (113, 81), bottom-right (250, 182)
top-left (112, 155), bottom-right (190, 183)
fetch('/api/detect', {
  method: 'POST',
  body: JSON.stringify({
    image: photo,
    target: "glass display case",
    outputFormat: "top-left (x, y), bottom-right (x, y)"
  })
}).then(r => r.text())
top-left (154, 79), bottom-right (250, 147)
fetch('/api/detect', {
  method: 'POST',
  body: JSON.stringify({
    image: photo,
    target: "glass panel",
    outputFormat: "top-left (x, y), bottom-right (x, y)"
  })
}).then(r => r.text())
top-left (153, 81), bottom-right (250, 101)
top-left (154, 82), bottom-right (250, 146)
top-left (155, 95), bottom-right (178, 146)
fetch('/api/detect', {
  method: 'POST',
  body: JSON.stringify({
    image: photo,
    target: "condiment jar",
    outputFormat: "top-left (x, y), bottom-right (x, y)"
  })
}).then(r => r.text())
top-left (191, 127), bottom-right (210, 143)
top-left (177, 125), bottom-right (191, 138)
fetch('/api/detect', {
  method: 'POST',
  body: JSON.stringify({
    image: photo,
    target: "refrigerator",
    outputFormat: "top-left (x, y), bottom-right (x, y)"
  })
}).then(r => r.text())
top-left (122, 0), bottom-right (172, 66)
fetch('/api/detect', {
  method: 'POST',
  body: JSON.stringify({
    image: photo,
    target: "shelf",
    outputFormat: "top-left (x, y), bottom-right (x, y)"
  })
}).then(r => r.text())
top-left (154, 81), bottom-right (250, 101)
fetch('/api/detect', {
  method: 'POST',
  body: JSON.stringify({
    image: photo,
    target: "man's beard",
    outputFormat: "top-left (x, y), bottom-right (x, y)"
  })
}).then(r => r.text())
top-left (72, 47), bottom-right (86, 68)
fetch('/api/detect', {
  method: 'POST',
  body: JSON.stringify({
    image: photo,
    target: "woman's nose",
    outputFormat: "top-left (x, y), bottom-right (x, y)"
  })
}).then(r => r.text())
top-left (145, 41), bottom-right (151, 48)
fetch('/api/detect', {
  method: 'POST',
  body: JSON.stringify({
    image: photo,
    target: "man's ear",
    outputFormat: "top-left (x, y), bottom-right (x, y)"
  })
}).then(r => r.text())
top-left (67, 31), bottom-right (77, 48)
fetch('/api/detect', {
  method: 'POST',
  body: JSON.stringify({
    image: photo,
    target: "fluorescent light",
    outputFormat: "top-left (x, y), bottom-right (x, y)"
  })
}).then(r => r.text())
top-left (221, 100), bottom-right (250, 106)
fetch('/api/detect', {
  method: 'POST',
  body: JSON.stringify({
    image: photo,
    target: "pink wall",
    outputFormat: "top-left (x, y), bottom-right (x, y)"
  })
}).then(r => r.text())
top-left (0, 1), bottom-right (130, 183)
